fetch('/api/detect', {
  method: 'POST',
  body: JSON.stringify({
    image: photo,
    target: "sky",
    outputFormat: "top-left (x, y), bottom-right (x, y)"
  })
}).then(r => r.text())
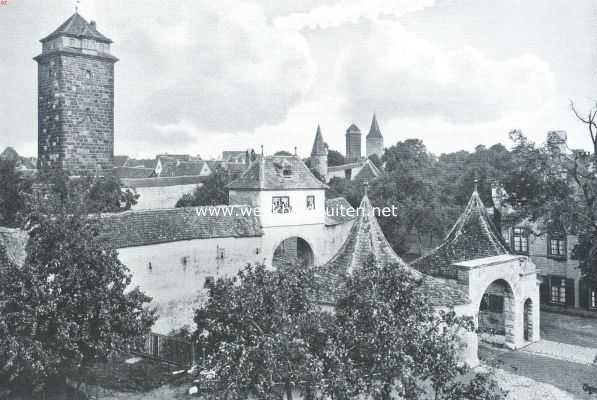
top-left (0, 0), bottom-right (596, 159)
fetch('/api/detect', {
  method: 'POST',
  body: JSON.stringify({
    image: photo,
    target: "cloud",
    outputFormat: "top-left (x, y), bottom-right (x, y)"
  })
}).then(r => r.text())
top-left (111, 0), bottom-right (316, 134)
top-left (274, 0), bottom-right (435, 30)
top-left (335, 21), bottom-right (556, 124)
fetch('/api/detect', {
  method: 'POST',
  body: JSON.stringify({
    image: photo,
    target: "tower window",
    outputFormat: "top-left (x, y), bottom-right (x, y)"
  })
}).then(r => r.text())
top-left (85, 70), bottom-right (92, 80)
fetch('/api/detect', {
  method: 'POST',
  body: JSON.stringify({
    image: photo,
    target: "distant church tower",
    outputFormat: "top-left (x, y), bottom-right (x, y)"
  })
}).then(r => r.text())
top-left (35, 13), bottom-right (117, 174)
top-left (345, 124), bottom-right (362, 162)
top-left (366, 114), bottom-right (384, 158)
top-left (310, 125), bottom-right (328, 180)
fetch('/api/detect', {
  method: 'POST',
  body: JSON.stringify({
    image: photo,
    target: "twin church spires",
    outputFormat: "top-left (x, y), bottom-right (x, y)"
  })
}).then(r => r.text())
top-left (310, 114), bottom-right (385, 179)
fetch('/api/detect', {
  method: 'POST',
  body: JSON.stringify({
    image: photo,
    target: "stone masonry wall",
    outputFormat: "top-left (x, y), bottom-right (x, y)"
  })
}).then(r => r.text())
top-left (37, 52), bottom-right (115, 173)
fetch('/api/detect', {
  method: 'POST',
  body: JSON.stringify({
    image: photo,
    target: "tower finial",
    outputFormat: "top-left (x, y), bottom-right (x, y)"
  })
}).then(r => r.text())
top-left (75, 0), bottom-right (80, 13)
top-left (294, 146), bottom-right (297, 156)
top-left (261, 145), bottom-right (264, 156)
top-left (363, 181), bottom-right (369, 196)
top-left (474, 178), bottom-right (478, 193)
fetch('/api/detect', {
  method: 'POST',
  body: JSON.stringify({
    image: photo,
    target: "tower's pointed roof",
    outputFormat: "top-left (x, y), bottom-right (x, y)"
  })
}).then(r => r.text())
top-left (314, 194), bottom-right (469, 306)
top-left (367, 114), bottom-right (383, 139)
top-left (311, 125), bottom-right (327, 156)
top-left (346, 124), bottom-right (361, 134)
top-left (41, 13), bottom-right (112, 43)
top-left (410, 187), bottom-right (510, 279)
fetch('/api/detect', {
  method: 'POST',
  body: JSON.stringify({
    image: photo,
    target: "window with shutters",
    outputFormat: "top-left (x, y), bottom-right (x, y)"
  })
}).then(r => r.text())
top-left (592, 290), bottom-right (596, 309)
top-left (512, 227), bottom-right (529, 255)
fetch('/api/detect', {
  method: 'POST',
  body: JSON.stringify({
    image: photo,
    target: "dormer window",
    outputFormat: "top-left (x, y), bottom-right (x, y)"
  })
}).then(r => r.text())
top-left (283, 167), bottom-right (292, 177)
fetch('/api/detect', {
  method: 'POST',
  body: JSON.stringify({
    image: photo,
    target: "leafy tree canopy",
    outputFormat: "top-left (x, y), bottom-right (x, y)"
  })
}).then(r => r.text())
top-left (0, 205), bottom-right (155, 395)
top-left (176, 166), bottom-right (230, 207)
top-left (328, 149), bottom-right (346, 167)
top-left (0, 159), bottom-right (32, 227)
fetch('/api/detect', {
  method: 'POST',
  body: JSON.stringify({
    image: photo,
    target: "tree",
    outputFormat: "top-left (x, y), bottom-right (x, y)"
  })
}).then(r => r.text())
top-left (176, 166), bottom-right (230, 207)
top-left (33, 169), bottom-right (139, 215)
top-left (328, 149), bottom-right (346, 167)
top-left (0, 206), bottom-right (155, 395)
top-left (569, 102), bottom-right (597, 283)
top-left (326, 177), bottom-right (362, 207)
top-left (0, 159), bottom-right (32, 227)
top-left (383, 139), bottom-right (433, 173)
top-left (320, 257), bottom-right (504, 400)
top-left (274, 150), bottom-right (293, 156)
top-left (193, 264), bottom-right (328, 400)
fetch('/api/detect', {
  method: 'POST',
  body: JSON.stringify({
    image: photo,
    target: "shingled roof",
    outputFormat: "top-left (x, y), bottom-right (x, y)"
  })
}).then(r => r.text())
top-left (311, 125), bottom-right (327, 156)
top-left (99, 206), bottom-right (262, 248)
top-left (367, 114), bottom-right (383, 138)
top-left (227, 156), bottom-right (328, 190)
top-left (410, 187), bottom-right (510, 279)
top-left (354, 159), bottom-right (382, 183)
top-left (42, 13), bottom-right (112, 43)
top-left (314, 195), bottom-right (469, 307)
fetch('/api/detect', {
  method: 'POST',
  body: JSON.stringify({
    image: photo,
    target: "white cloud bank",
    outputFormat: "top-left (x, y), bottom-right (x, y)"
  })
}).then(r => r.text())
top-left (335, 21), bottom-right (556, 125)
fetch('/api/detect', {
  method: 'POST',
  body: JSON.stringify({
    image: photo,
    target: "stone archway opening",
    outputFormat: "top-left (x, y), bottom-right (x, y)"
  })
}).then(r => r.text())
top-left (478, 279), bottom-right (515, 347)
top-left (272, 237), bottom-right (314, 270)
top-left (523, 298), bottom-right (533, 341)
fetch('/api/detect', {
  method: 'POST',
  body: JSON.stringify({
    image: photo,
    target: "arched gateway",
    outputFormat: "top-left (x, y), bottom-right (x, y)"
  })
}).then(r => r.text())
top-left (410, 186), bottom-right (540, 352)
top-left (273, 237), bottom-right (315, 269)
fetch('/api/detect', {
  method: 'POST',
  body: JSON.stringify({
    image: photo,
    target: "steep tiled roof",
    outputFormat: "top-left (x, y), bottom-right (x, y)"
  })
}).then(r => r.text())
top-left (311, 125), bottom-right (327, 156)
top-left (42, 13), bottom-right (112, 43)
top-left (126, 159), bottom-right (156, 169)
top-left (156, 154), bottom-right (191, 162)
top-left (227, 156), bottom-right (328, 190)
top-left (158, 160), bottom-right (210, 177)
top-left (410, 188), bottom-right (510, 279)
top-left (120, 175), bottom-right (207, 188)
top-left (367, 114), bottom-right (383, 138)
top-left (99, 206), bottom-right (262, 249)
top-left (113, 155), bottom-right (129, 167)
top-left (314, 195), bottom-right (469, 307)
top-left (328, 161), bottom-right (362, 172)
top-left (113, 166), bottom-right (155, 179)
top-left (346, 124), bottom-right (361, 134)
top-left (354, 159), bottom-right (382, 183)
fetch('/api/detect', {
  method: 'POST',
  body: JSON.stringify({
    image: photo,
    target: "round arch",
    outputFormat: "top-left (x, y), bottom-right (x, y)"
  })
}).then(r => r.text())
top-left (272, 236), bottom-right (315, 270)
top-left (477, 279), bottom-right (516, 346)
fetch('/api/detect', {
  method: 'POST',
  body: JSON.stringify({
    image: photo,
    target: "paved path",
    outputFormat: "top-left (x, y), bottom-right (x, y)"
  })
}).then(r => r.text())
top-left (480, 344), bottom-right (596, 399)
top-left (541, 311), bottom-right (597, 348)
top-left (521, 339), bottom-right (597, 365)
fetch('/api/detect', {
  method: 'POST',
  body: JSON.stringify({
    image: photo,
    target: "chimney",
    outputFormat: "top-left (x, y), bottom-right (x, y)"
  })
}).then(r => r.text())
top-left (90, 20), bottom-right (97, 30)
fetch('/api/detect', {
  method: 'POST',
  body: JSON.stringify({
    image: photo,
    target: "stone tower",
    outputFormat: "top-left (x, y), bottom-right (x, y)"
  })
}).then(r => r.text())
top-left (310, 124), bottom-right (328, 181)
top-left (345, 123), bottom-right (362, 162)
top-left (366, 114), bottom-right (384, 158)
top-left (34, 13), bottom-right (117, 174)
